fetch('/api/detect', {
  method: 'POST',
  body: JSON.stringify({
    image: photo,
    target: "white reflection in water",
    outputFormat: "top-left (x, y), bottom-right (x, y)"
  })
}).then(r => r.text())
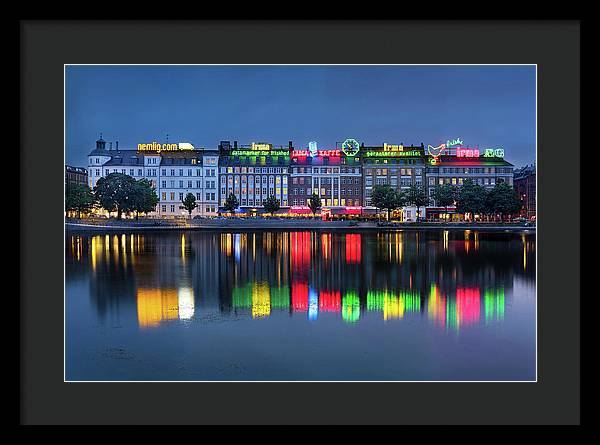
top-left (178, 287), bottom-right (195, 320)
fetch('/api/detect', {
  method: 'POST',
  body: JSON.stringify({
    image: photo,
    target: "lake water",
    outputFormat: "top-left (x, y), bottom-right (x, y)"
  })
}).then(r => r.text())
top-left (65, 229), bottom-right (536, 381)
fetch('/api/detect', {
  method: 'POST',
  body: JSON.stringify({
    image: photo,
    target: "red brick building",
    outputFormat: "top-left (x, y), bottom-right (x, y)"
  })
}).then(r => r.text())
top-left (514, 164), bottom-right (536, 220)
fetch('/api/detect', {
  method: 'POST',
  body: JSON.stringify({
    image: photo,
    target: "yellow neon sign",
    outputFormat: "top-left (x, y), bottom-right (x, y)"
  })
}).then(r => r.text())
top-left (137, 142), bottom-right (195, 153)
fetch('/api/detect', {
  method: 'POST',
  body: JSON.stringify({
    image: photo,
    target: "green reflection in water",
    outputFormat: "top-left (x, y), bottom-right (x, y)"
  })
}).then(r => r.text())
top-left (270, 286), bottom-right (290, 310)
top-left (342, 291), bottom-right (360, 323)
top-left (484, 287), bottom-right (505, 325)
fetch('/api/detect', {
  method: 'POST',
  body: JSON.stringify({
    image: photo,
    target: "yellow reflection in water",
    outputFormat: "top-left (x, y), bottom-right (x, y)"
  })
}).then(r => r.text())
top-left (443, 230), bottom-right (449, 252)
top-left (181, 233), bottom-right (186, 261)
top-left (90, 236), bottom-right (97, 271)
top-left (252, 282), bottom-right (271, 318)
top-left (136, 288), bottom-right (179, 328)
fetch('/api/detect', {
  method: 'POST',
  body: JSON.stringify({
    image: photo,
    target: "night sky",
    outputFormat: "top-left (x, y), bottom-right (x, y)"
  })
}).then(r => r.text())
top-left (65, 65), bottom-right (536, 168)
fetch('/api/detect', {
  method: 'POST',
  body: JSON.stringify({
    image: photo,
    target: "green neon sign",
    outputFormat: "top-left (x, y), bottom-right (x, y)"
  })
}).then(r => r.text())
top-left (364, 150), bottom-right (422, 158)
top-left (483, 148), bottom-right (505, 158)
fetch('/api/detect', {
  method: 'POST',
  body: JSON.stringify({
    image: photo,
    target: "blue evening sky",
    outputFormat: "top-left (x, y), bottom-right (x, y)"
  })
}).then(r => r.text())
top-left (65, 65), bottom-right (536, 167)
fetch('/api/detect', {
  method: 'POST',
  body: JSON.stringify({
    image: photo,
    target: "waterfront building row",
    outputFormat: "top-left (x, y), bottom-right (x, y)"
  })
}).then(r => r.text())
top-left (85, 137), bottom-right (520, 218)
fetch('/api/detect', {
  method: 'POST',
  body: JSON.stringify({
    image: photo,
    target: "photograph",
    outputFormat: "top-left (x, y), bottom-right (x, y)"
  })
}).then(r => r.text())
top-left (64, 64), bottom-right (537, 382)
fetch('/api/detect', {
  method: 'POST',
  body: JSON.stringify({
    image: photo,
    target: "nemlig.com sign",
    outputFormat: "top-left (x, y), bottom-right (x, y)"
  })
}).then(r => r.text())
top-left (137, 142), bottom-right (195, 153)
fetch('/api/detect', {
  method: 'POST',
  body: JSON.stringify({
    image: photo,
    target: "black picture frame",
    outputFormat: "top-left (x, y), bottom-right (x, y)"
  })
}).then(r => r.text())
top-left (20, 20), bottom-right (580, 425)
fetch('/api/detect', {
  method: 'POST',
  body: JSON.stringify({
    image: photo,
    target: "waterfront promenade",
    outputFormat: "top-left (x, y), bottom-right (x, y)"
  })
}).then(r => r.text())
top-left (65, 218), bottom-right (535, 232)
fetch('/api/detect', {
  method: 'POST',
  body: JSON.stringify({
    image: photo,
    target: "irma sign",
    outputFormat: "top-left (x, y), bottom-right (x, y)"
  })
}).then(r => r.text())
top-left (137, 142), bottom-right (195, 153)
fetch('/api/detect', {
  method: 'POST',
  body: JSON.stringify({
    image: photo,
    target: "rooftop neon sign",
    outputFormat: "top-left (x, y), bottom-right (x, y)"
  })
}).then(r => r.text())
top-left (341, 138), bottom-right (360, 156)
top-left (137, 142), bottom-right (195, 153)
top-left (231, 149), bottom-right (289, 157)
top-left (483, 148), bottom-right (505, 158)
top-left (446, 138), bottom-right (463, 147)
top-left (251, 143), bottom-right (272, 151)
top-left (456, 147), bottom-right (480, 158)
top-left (291, 149), bottom-right (341, 157)
top-left (364, 150), bottom-right (421, 157)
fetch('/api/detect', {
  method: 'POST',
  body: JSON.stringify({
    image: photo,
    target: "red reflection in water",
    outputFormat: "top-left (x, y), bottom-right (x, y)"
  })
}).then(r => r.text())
top-left (291, 232), bottom-right (311, 274)
top-left (456, 287), bottom-right (481, 325)
top-left (345, 234), bottom-right (362, 263)
top-left (292, 281), bottom-right (309, 312)
top-left (319, 290), bottom-right (341, 312)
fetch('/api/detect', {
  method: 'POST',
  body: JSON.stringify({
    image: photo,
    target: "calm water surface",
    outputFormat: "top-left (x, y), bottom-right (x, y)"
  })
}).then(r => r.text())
top-left (66, 229), bottom-right (536, 381)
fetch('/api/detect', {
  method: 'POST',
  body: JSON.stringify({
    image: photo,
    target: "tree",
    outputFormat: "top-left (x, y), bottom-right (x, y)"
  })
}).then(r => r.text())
top-left (371, 185), bottom-right (403, 221)
top-left (405, 184), bottom-right (430, 221)
top-left (126, 178), bottom-right (159, 219)
top-left (223, 193), bottom-right (239, 213)
top-left (308, 192), bottom-right (322, 218)
top-left (263, 195), bottom-right (281, 216)
top-left (65, 184), bottom-right (95, 219)
top-left (94, 173), bottom-right (137, 219)
top-left (486, 182), bottom-right (523, 221)
top-left (181, 192), bottom-right (198, 219)
top-left (455, 179), bottom-right (487, 221)
top-left (432, 184), bottom-right (457, 218)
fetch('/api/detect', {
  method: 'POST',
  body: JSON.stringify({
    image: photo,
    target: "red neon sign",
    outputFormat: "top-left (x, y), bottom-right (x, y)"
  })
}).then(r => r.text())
top-left (456, 148), bottom-right (480, 158)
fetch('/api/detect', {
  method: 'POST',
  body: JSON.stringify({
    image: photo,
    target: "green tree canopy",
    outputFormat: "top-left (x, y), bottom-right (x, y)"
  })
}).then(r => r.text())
top-left (125, 178), bottom-right (159, 219)
top-left (486, 182), bottom-right (522, 220)
top-left (94, 173), bottom-right (137, 219)
top-left (405, 184), bottom-right (430, 221)
top-left (223, 193), bottom-right (239, 213)
top-left (263, 195), bottom-right (281, 216)
top-left (371, 185), bottom-right (404, 220)
top-left (66, 184), bottom-right (96, 218)
top-left (308, 192), bottom-right (322, 218)
top-left (181, 192), bottom-right (198, 218)
top-left (455, 179), bottom-right (487, 220)
top-left (432, 184), bottom-right (456, 212)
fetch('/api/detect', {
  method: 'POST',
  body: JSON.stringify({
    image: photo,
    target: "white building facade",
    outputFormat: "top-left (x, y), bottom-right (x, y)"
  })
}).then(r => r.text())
top-left (87, 137), bottom-right (219, 218)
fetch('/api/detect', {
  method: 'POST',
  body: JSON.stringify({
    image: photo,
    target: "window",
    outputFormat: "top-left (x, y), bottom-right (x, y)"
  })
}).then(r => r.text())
top-left (170, 205), bottom-right (175, 212)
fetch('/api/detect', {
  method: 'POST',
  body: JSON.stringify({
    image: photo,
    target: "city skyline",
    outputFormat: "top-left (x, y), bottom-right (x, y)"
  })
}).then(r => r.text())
top-left (65, 65), bottom-right (536, 168)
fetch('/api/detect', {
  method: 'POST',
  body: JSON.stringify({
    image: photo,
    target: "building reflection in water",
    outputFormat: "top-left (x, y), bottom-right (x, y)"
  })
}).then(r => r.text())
top-left (136, 288), bottom-right (179, 328)
top-left (69, 230), bottom-right (533, 331)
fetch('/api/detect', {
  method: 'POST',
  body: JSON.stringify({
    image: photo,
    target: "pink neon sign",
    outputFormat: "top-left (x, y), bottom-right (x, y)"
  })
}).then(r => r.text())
top-left (456, 148), bottom-right (480, 158)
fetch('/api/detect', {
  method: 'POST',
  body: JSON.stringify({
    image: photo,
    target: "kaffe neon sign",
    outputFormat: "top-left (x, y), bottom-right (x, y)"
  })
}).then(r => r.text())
top-left (137, 142), bottom-right (195, 153)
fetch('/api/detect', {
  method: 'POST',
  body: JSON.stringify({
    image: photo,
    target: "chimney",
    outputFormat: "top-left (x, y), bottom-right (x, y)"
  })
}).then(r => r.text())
top-left (288, 140), bottom-right (293, 149)
top-left (234, 141), bottom-right (238, 149)
top-left (116, 141), bottom-right (119, 150)
top-left (361, 142), bottom-right (365, 148)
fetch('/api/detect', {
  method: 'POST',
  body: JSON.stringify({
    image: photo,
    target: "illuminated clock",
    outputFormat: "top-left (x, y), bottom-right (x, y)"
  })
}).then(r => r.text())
top-left (341, 138), bottom-right (360, 156)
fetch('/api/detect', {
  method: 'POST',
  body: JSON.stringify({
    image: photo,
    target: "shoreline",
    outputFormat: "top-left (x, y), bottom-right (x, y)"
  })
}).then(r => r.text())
top-left (65, 220), bottom-right (535, 233)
